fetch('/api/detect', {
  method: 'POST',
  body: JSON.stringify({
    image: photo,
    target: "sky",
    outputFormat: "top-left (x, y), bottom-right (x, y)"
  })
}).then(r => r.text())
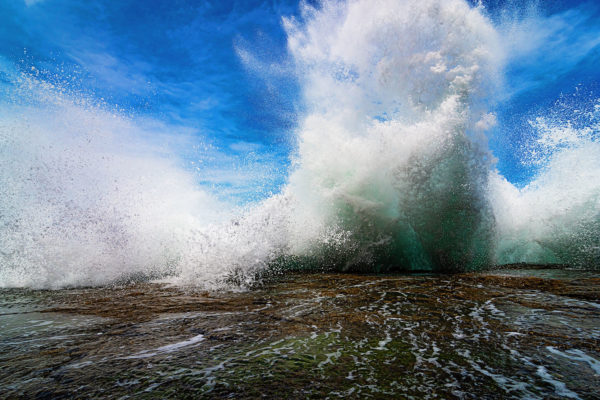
top-left (1, 0), bottom-right (599, 202)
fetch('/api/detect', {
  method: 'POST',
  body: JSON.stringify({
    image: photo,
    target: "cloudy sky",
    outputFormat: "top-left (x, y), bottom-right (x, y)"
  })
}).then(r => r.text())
top-left (1, 0), bottom-right (599, 201)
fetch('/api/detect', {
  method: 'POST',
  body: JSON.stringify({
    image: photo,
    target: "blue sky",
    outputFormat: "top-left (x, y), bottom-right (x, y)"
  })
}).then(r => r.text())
top-left (485, 0), bottom-right (600, 183)
top-left (0, 0), bottom-right (299, 132)
top-left (1, 0), bottom-right (599, 200)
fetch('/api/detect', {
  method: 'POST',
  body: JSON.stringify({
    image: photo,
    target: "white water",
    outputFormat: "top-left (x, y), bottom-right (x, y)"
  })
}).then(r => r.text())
top-left (275, 0), bottom-right (502, 271)
top-left (0, 0), bottom-right (598, 289)
top-left (0, 72), bottom-right (228, 288)
top-left (491, 106), bottom-right (600, 266)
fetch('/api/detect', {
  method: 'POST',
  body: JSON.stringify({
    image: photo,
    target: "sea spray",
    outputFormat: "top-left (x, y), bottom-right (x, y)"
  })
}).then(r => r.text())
top-left (1, 0), bottom-right (599, 290)
top-left (0, 69), bottom-right (228, 288)
top-left (180, 0), bottom-right (506, 283)
top-left (183, 0), bottom-right (599, 279)
top-left (490, 100), bottom-right (600, 267)
top-left (275, 0), bottom-right (502, 271)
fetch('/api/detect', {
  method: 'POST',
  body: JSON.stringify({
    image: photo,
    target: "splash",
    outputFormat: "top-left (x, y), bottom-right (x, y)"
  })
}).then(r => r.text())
top-left (269, 0), bottom-right (504, 272)
top-left (1, 0), bottom-right (599, 289)
top-left (490, 100), bottom-right (600, 267)
top-left (180, 0), bottom-right (507, 284)
top-left (0, 69), bottom-right (228, 288)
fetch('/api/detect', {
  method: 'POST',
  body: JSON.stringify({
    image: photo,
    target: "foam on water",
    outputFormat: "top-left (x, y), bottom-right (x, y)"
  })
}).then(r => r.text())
top-left (0, 0), bottom-right (599, 289)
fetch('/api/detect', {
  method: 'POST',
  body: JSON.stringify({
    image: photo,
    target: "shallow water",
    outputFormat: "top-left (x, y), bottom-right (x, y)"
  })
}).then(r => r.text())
top-left (1, 269), bottom-right (599, 399)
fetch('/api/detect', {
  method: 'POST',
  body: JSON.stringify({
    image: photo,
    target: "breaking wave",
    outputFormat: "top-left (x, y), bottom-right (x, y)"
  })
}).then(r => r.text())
top-left (0, 0), bottom-right (598, 289)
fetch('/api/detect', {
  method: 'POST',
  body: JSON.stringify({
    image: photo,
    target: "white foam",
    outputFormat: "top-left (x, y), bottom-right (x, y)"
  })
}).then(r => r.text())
top-left (124, 334), bottom-right (205, 359)
top-left (547, 346), bottom-right (600, 375)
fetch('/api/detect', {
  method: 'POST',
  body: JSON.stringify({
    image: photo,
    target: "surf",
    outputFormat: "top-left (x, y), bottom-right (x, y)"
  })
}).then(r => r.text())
top-left (0, 0), bottom-right (598, 289)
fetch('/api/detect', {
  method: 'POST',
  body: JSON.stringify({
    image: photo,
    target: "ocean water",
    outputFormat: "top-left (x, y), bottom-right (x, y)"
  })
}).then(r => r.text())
top-left (0, 0), bottom-right (598, 290)
top-left (1, 270), bottom-right (599, 398)
top-left (1, 1), bottom-right (599, 398)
